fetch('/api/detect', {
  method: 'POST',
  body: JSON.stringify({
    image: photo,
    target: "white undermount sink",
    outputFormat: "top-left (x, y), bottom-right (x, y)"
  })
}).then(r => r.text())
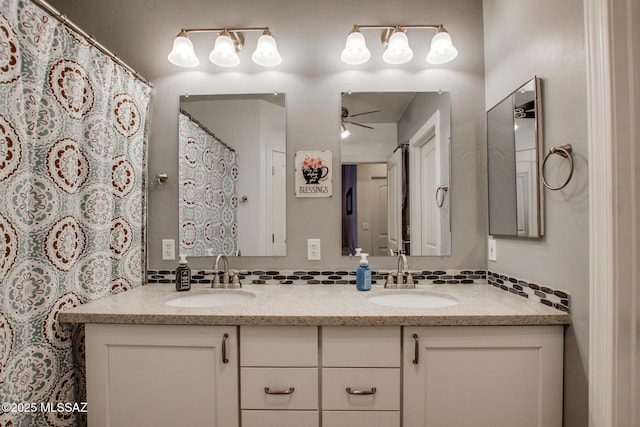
top-left (165, 290), bottom-right (255, 308)
top-left (366, 291), bottom-right (458, 308)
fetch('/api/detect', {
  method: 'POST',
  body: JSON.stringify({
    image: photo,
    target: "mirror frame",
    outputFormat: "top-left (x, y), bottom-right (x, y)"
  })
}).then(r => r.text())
top-left (487, 76), bottom-right (544, 238)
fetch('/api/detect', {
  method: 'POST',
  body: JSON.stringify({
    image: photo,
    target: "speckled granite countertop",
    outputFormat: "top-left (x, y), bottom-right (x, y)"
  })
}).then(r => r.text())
top-left (59, 283), bottom-right (570, 326)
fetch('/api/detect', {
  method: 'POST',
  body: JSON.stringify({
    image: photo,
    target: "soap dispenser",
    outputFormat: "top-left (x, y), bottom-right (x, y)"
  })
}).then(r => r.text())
top-left (175, 254), bottom-right (191, 292)
top-left (356, 253), bottom-right (372, 291)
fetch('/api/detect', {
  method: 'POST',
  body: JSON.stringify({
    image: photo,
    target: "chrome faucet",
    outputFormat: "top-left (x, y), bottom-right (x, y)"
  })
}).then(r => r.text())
top-left (212, 254), bottom-right (242, 288)
top-left (384, 254), bottom-right (415, 289)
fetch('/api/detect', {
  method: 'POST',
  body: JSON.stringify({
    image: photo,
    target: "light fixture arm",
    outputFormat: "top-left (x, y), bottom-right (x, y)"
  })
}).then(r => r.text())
top-left (178, 26), bottom-right (270, 34)
top-left (353, 24), bottom-right (444, 31)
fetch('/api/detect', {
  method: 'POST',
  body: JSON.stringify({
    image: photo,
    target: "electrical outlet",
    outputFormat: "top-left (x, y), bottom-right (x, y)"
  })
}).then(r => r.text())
top-left (307, 238), bottom-right (321, 260)
top-left (162, 239), bottom-right (175, 260)
top-left (488, 237), bottom-right (497, 262)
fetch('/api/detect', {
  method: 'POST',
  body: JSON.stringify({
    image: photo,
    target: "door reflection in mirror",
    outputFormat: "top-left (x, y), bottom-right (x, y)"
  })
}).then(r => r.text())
top-left (341, 92), bottom-right (451, 257)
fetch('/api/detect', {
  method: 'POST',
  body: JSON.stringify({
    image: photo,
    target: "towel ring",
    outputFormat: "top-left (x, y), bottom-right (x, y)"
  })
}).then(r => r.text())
top-left (435, 185), bottom-right (448, 208)
top-left (541, 144), bottom-right (574, 190)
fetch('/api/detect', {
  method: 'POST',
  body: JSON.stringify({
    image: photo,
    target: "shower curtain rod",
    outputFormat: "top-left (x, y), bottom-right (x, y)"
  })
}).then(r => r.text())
top-left (31, 0), bottom-right (152, 87)
top-left (179, 108), bottom-right (235, 152)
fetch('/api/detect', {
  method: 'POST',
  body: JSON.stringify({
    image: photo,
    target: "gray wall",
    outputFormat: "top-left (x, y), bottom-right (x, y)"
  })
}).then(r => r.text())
top-left (483, 0), bottom-right (589, 425)
top-left (45, 0), bottom-right (590, 423)
top-left (49, 0), bottom-right (487, 271)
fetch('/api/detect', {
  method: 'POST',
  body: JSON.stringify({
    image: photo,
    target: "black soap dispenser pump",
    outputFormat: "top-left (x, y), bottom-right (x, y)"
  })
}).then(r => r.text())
top-left (175, 254), bottom-right (191, 292)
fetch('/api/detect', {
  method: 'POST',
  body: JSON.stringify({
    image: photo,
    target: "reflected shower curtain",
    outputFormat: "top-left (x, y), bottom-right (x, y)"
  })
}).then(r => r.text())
top-left (0, 1), bottom-right (151, 426)
top-left (178, 112), bottom-right (238, 257)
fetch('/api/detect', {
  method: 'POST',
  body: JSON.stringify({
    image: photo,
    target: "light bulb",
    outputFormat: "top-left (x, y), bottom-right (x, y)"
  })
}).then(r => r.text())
top-left (340, 29), bottom-right (371, 65)
top-left (426, 29), bottom-right (458, 64)
top-left (341, 124), bottom-right (351, 139)
top-left (168, 32), bottom-right (199, 68)
top-left (252, 32), bottom-right (282, 67)
top-left (209, 33), bottom-right (240, 67)
top-left (382, 30), bottom-right (413, 65)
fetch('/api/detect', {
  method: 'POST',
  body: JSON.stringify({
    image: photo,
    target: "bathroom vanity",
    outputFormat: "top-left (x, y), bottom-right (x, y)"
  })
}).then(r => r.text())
top-left (60, 284), bottom-right (568, 427)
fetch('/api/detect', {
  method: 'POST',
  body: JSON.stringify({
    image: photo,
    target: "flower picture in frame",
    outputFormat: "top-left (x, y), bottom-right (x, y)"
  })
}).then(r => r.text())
top-left (295, 150), bottom-right (332, 197)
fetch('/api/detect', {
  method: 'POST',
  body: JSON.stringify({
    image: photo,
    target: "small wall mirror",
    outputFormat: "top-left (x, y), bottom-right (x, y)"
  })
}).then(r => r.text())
top-left (487, 77), bottom-right (543, 237)
top-left (341, 92), bottom-right (451, 256)
top-left (178, 93), bottom-right (286, 257)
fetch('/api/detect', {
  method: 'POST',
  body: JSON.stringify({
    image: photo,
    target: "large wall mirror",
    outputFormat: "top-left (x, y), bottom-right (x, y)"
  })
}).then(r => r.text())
top-left (487, 77), bottom-right (543, 238)
top-left (178, 93), bottom-right (286, 257)
top-left (341, 92), bottom-right (451, 257)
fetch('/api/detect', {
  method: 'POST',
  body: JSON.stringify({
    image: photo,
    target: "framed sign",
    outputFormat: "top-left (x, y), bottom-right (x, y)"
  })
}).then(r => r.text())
top-left (295, 150), bottom-right (332, 197)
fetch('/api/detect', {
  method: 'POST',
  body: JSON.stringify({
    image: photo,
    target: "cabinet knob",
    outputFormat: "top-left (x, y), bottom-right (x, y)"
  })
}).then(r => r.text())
top-left (413, 333), bottom-right (419, 365)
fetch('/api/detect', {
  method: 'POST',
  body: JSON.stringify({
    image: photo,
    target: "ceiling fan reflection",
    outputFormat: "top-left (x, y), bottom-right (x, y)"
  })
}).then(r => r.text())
top-left (341, 107), bottom-right (380, 138)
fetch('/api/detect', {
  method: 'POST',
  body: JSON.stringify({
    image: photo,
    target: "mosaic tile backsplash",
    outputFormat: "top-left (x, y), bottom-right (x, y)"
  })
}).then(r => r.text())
top-left (147, 269), bottom-right (571, 313)
top-left (486, 271), bottom-right (570, 313)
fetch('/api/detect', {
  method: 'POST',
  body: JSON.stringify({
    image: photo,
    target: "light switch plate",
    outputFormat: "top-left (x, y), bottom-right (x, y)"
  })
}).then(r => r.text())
top-left (488, 237), bottom-right (497, 262)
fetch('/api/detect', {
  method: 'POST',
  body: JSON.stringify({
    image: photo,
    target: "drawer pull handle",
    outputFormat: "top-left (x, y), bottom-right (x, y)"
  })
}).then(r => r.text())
top-left (413, 333), bottom-right (419, 365)
top-left (264, 387), bottom-right (295, 395)
top-left (346, 387), bottom-right (377, 395)
top-left (222, 333), bottom-right (229, 364)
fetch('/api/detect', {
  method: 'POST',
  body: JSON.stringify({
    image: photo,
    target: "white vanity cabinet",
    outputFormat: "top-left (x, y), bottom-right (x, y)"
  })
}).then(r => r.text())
top-left (321, 326), bottom-right (401, 427)
top-left (240, 326), bottom-right (319, 427)
top-left (403, 326), bottom-right (564, 427)
top-left (81, 320), bottom-right (565, 426)
top-left (85, 324), bottom-right (238, 427)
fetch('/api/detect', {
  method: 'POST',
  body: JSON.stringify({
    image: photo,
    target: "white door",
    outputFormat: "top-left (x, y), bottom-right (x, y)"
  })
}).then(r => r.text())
top-left (269, 149), bottom-right (286, 255)
top-left (371, 177), bottom-right (389, 256)
top-left (386, 149), bottom-right (403, 254)
top-left (418, 136), bottom-right (440, 255)
top-left (409, 111), bottom-right (447, 256)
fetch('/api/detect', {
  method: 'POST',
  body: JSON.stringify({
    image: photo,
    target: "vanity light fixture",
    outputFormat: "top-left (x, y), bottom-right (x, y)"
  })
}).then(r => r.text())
top-left (168, 27), bottom-right (282, 68)
top-left (341, 24), bottom-right (458, 66)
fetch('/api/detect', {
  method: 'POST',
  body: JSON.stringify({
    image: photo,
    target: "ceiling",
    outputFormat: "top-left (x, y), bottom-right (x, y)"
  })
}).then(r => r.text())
top-left (341, 92), bottom-right (416, 124)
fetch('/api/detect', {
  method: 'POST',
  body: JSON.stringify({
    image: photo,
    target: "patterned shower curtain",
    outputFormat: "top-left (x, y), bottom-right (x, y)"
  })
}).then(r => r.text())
top-left (0, 1), bottom-right (151, 426)
top-left (178, 112), bottom-right (238, 257)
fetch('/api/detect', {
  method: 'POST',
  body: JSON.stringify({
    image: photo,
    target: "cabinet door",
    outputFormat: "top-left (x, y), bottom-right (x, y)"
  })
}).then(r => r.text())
top-left (403, 326), bottom-right (563, 427)
top-left (86, 324), bottom-right (238, 427)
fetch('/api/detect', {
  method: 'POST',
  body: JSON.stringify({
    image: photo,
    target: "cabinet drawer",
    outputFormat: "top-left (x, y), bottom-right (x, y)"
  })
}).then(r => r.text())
top-left (322, 368), bottom-right (400, 410)
top-left (242, 410), bottom-right (319, 427)
top-left (241, 367), bottom-right (318, 410)
top-left (323, 411), bottom-right (400, 427)
top-left (241, 326), bottom-right (317, 367)
top-left (322, 326), bottom-right (400, 367)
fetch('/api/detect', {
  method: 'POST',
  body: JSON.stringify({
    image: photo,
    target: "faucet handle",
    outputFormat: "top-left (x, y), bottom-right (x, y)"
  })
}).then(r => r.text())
top-left (384, 272), bottom-right (395, 289)
top-left (405, 272), bottom-right (415, 288)
top-left (231, 271), bottom-right (242, 288)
